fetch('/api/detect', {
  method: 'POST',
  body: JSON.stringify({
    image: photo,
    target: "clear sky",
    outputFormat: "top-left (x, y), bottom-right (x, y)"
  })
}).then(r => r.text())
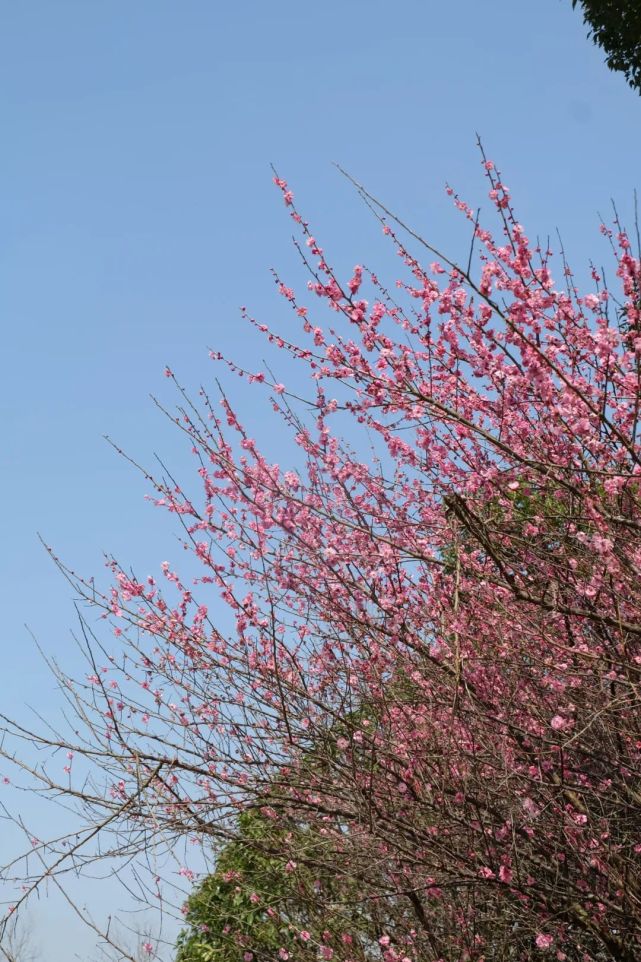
top-left (1, 1), bottom-right (640, 958)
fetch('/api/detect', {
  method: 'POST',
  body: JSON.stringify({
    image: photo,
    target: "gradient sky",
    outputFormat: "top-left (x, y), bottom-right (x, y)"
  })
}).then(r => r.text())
top-left (2, 1), bottom-right (641, 958)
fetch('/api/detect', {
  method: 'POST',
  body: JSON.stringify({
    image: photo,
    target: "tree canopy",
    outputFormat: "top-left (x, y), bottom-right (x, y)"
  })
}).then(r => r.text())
top-left (572, 1), bottom-right (641, 92)
top-left (175, 809), bottom-right (380, 962)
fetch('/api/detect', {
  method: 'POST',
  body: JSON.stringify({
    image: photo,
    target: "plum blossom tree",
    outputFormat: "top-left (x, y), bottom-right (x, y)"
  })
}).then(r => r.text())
top-left (2, 151), bottom-right (641, 962)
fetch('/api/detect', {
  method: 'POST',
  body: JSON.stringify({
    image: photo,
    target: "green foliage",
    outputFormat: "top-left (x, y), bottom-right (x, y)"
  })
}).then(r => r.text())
top-left (441, 483), bottom-right (575, 570)
top-left (572, 1), bottom-right (641, 93)
top-left (175, 810), bottom-right (376, 962)
top-left (175, 810), bottom-right (290, 962)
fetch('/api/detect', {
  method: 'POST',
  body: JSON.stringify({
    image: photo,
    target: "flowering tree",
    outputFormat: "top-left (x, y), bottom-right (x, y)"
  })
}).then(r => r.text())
top-left (2, 153), bottom-right (641, 962)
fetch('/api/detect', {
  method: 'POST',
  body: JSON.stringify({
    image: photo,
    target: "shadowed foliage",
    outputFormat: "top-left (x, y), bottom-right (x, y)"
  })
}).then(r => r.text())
top-left (572, 1), bottom-right (641, 92)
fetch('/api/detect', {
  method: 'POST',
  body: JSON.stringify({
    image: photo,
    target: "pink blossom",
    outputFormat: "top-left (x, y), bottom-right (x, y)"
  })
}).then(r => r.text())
top-left (13, 159), bottom-right (641, 962)
top-left (535, 933), bottom-right (553, 951)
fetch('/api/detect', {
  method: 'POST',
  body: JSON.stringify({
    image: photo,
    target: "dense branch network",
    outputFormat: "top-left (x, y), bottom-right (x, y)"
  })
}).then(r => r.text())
top-left (2, 157), bottom-right (641, 961)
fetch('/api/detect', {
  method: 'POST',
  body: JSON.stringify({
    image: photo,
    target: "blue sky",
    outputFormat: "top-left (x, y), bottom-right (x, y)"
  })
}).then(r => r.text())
top-left (1, 1), bottom-right (640, 958)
